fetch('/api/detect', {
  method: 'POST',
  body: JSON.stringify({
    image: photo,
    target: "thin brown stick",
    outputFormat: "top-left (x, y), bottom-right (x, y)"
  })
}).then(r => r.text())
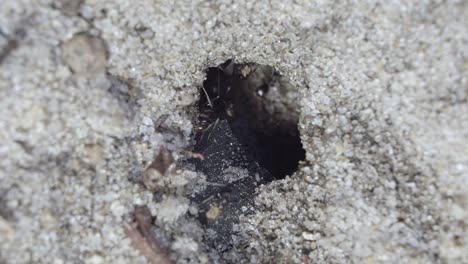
top-left (124, 206), bottom-right (172, 264)
top-left (182, 150), bottom-right (205, 160)
top-left (154, 114), bottom-right (169, 131)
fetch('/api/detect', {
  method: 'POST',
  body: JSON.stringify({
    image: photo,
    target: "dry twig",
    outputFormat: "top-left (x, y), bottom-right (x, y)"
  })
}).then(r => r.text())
top-left (154, 114), bottom-right (169, 131)
top-left (124, 206), bottom-right (172, 264)
top-left (182, 150), bottom-right (205, 160)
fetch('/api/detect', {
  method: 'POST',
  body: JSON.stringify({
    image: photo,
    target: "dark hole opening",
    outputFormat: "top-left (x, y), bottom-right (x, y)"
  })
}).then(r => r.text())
top-left (188, 60), bottom-right (305, 251)
top-left (195, 60), bottom-right (305, 181)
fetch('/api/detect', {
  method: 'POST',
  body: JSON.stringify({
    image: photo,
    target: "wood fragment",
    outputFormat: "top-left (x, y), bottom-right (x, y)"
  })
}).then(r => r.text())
top-left (154, 114), bottom-right (169, 131)
top-left (147, 147), bottom-right (174, 175)
top-left (143, 147), bottom-right (173, 191)
top-left (0, 30), bottom-right (19, 64)
top-left (0, 15), bottom-right (33, 64)
top-left (0, 39), bottom-right (18, 63)
top-left (133, 206), bottom-right (155, 241)
top-left (124, 206), bottom-right (172, 264)
top-left (183, 150), bottom-right (205, 160)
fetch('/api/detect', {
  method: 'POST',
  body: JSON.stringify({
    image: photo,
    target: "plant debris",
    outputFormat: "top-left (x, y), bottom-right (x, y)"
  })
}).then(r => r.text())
top-left (123, 206), bottom-right (172, 264)
top-left (0, 28), bottom-right (26, 64)
top-left (143, 147), bottom-right (174, 192)
top-left (154, 115), bottom-right (170, 131)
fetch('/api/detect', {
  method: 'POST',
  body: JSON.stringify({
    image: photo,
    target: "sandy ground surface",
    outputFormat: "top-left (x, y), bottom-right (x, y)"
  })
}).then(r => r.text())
top-left (0, 0), bottom-right (467, 263)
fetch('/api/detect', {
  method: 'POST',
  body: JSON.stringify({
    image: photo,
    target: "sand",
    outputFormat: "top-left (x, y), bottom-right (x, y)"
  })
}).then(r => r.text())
top-left (0, 0), bottom-right (467, 263)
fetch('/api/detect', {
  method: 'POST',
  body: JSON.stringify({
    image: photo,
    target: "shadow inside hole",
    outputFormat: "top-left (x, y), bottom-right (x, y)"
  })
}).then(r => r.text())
top-left (188, 59), bottom-right (305, 251)
top-left (198, 60), bottom-right (305, 181)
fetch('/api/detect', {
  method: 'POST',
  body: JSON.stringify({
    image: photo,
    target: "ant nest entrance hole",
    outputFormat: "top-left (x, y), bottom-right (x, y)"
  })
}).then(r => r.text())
top-left (194, 59), bottom-right (305, 181)
top-left (187, 59), bottom-right (305, 251)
